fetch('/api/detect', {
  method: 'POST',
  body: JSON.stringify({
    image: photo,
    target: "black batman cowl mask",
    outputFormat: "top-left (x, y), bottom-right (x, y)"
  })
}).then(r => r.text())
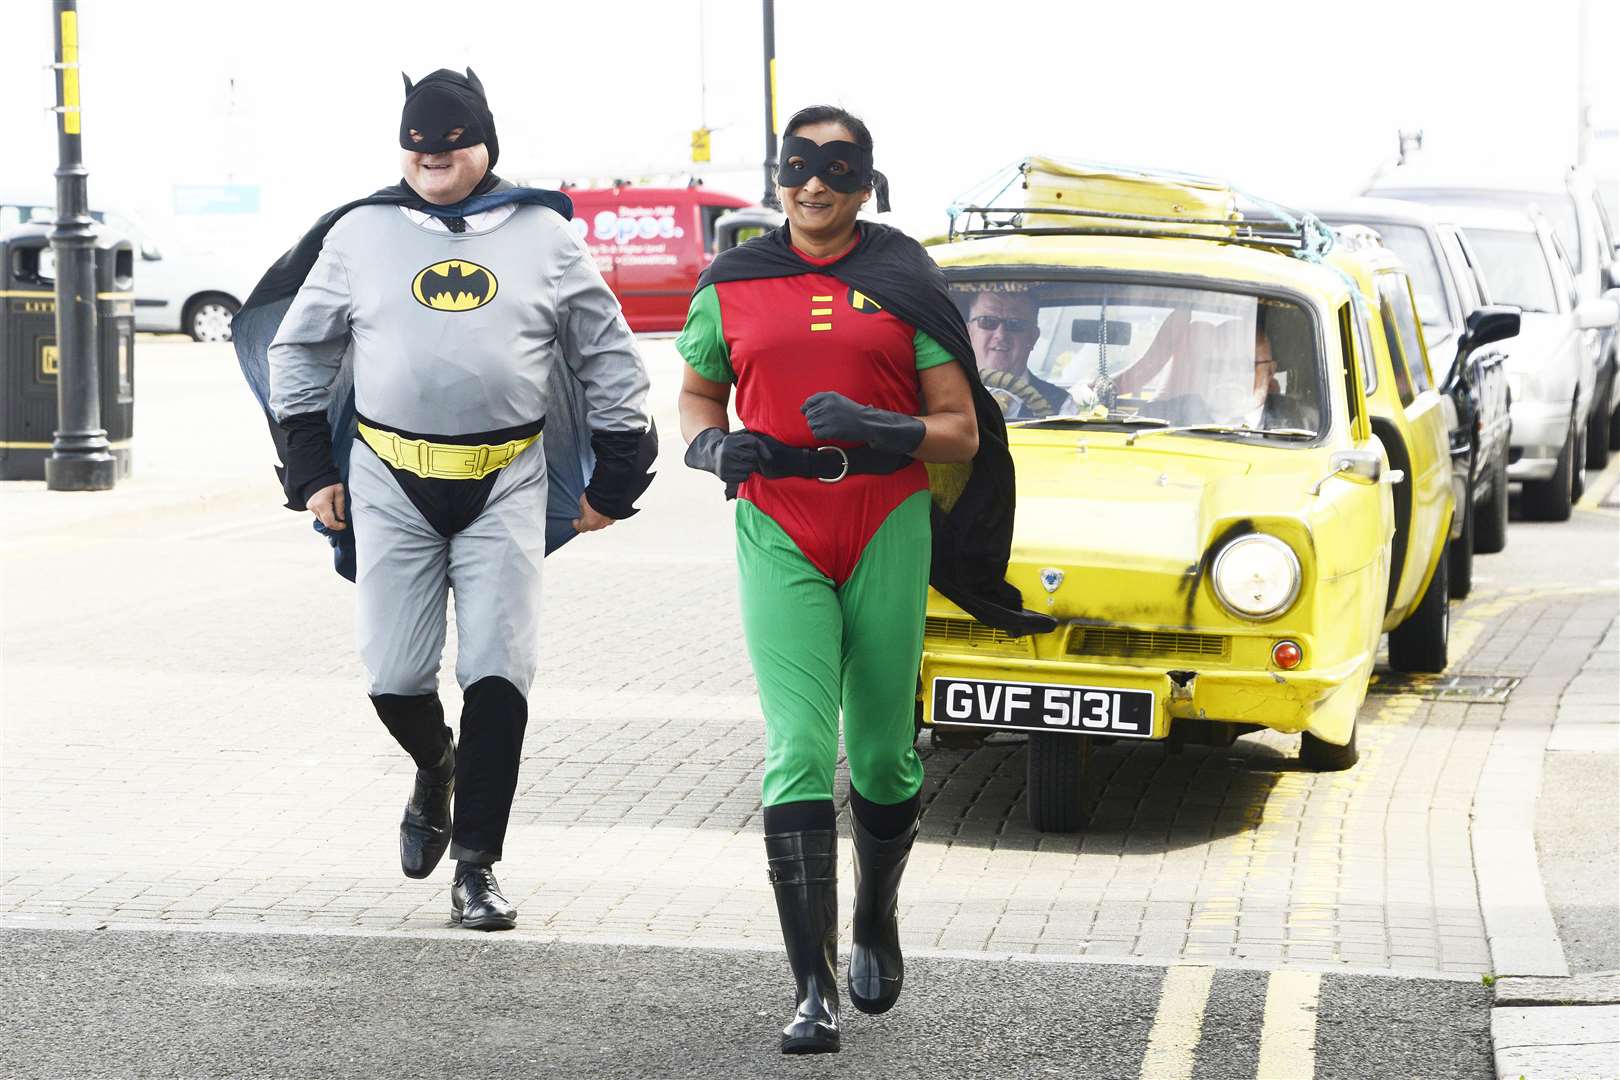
top-left (399, 67), bottom-right (499, 169)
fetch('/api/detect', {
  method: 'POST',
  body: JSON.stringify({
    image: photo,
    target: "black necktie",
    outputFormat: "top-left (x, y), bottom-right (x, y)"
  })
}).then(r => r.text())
top-left (444, 216), bottom-right (467, 234)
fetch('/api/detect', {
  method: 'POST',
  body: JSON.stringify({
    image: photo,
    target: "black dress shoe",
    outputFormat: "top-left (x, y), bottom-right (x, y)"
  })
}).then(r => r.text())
top-left (451, 862), bottom-right (517, 930)
top-left (400, 743), bottom-right (454, 880)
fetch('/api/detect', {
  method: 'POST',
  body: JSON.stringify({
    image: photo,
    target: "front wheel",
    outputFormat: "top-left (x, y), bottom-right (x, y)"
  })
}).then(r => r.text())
top-left (1026, 733), bottom-right (1091, 833)
top-left (1586, 391), bottom-right (1611, 469)
top-left (1521, 420), bottom-right (1575, 522)
top-left (1474, 451), bottom-right (1509, 555)
top-left (186, 295), bottom-right (239, 343)
top-left (1448, 497), bottom-right (1474, 600)
top-left (1388, 541), bottom-right (1449, 674)
top-left (1300, 720), bottom-right (1359, 771)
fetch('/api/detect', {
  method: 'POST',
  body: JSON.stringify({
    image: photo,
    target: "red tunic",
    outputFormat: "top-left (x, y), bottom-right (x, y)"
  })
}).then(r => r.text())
top-left (710, 245), bottom-right (934, 584)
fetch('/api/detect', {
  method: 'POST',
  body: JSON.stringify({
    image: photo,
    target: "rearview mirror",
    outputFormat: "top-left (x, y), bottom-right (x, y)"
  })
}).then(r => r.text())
top-left (1455, 305), bottom-right (1520, 359)
top-left (1576, 297), bottom-right (1619, 331)
top-left (1071, 318), bottom-right (1133, 346)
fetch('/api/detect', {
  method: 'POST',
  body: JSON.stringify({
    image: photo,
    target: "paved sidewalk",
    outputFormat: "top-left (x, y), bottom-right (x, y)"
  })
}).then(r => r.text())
top-left (3, 340), bottom-right (1613, 994)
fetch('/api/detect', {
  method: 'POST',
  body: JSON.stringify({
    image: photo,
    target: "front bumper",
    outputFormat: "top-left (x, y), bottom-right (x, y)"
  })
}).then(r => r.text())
top-left (920, 647), bottom-right (1374, 739)
top-left (1508, 399), bottom-right (1572, 482)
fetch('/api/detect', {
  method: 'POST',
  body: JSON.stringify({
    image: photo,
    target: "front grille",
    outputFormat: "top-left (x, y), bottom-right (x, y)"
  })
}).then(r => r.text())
top-left (924, 616), bottom-right (1028, 650)
top-left (1067, 626), bottom-right (1231, 661)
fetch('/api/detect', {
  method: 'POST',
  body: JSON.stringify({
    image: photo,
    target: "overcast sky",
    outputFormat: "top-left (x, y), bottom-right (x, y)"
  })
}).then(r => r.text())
top-left (1, 0), bottom-right (1614, 262)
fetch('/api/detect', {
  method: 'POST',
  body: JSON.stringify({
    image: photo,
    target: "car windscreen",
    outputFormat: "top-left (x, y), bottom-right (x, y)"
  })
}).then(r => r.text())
top-left (1461, 228), bottom-right (1559, 313)
top-left (1361, 224), bottom-right (1450, 334)
top-left (947, 277), bottom-right (1326, 437)
top-left (1393, 190), bottom-right (1582, 272)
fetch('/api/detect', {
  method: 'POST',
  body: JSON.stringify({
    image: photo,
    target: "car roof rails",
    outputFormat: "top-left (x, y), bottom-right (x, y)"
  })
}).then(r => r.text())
top-left (946, 156), bottom-right (1335, 259)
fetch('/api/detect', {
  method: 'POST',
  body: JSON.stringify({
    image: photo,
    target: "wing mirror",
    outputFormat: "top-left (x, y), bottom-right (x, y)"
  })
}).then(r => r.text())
top-left (1455, 305), bottom-right (1520, 360)
top-left (1310, 448), bottom-right (1404, 494)
top-left (1576, 297), bottom-right (1619, 331)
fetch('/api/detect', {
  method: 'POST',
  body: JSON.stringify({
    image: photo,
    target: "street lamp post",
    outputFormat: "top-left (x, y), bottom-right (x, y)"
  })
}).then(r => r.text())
top-left (46, 0), bottom-right (115, 491)
top-left (760, 0), bottom-right (779, 210)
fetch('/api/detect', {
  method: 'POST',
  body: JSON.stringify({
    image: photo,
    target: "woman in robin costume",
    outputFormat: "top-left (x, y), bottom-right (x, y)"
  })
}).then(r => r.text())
top-left (677, 105), bottom-right (1043, 1055)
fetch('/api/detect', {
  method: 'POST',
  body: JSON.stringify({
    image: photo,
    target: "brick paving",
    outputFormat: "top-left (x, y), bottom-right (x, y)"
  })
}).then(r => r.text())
top-left (2, 340), bottom-right (1613, 981)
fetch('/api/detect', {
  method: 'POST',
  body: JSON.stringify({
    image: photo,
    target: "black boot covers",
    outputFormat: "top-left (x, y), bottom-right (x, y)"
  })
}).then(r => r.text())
top-left (766, 823), bottom-right (841, 1054)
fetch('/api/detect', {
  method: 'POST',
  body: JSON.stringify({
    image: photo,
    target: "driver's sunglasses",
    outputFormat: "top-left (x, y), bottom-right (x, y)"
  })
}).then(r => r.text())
top-left (971, 314), bottom-right (1034, 333)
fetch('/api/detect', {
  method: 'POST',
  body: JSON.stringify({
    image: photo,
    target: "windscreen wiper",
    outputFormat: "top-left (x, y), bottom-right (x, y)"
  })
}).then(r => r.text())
top-left (1010, 414), bottom-right (1170, 430)
top-left (1124, 424), bottom-right (1317, 445)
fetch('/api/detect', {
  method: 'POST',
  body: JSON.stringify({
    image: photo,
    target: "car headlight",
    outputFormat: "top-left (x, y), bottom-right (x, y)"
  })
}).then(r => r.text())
top-left (1211, 533), bottom-right (1301, 620)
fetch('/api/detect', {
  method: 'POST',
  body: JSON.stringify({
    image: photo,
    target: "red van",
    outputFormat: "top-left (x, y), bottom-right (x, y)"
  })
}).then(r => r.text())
top-left (563, 185), bottom-right (754, 332)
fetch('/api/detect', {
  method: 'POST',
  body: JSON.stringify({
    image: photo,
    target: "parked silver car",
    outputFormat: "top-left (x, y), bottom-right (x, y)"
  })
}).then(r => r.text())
top-left (0, 201), bottom-right (253, 342)
top-left (1367, 168), bottom-right (1620, 467)
top-left (1311, 198), bottom-right (1516, 596)
top-left (1446, 205), bottom-right (1617, 520)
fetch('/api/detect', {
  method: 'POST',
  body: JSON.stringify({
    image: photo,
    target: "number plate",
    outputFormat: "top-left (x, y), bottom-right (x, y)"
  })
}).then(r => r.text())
top-left (931, 676), bottom-right (1155, 738)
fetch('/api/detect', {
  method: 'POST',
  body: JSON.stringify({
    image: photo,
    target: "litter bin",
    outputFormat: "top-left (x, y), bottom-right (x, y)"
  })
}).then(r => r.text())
top-left (0, 222), bottom-right (135, 480)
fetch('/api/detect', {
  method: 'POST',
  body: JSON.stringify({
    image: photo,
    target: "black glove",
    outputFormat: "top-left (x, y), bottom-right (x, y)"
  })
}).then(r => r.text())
top-left (583, 425), bottom-right (657, 519)
top-left (278, 410), bottom-right (341, 509)
top-left (684, 427), bottom-right (766, 484)
top-left (800, 391), bottom-right (925, 454)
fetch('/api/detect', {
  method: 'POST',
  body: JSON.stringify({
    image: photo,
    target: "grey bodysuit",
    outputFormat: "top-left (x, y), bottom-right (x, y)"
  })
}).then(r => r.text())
top-left (269, 202), bottom-right (651, 696)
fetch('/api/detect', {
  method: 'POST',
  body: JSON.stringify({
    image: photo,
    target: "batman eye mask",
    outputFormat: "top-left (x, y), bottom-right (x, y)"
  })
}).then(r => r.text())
top-left (399, 68), bottom-right (498, 165)
top-left (776, 135), bottom-right (873, 193)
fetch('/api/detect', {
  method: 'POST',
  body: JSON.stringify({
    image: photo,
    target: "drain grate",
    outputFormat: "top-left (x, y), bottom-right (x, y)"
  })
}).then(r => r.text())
top-left (1367, 673), bottom-right (1521, 703)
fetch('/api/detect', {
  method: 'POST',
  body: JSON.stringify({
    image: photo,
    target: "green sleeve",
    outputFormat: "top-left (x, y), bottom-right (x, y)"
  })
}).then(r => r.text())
top-left (913, 329), bottom-right (955, 371)
top-left (675, 285), bottom-right (734, 384)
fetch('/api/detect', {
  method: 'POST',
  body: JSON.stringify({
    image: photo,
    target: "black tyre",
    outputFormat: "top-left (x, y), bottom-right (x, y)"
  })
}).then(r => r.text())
top-left (1572, 424), bottom-right (1588, 502)
top-left (1521, 421), bottom-right (1574, 522)
top-left (1448, 499), bottom-right (1474, 600)
top-left (186, 294), bottom-right (239, 343)
top-left (1388, 542), bottom-right (1449, 674)
top-left (1300, 720), bottom-right (1359, 771)
top-left (1473, 452), bottom-right (1509, 555)
top-left (1026, 733), bottom-right (1091, 833)
top-left (1586, 393), bottom-right (1611, 470)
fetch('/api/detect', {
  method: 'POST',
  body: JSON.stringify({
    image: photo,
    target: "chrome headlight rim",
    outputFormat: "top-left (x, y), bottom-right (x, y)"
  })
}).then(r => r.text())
top-left (1210, 533), bottom-right (1302, 622)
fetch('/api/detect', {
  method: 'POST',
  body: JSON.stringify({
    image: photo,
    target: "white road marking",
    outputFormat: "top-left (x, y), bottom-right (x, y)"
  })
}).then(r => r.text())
top-left (1257, 970), bottom-right (1321, 1080)
top-left (1139, 965), bottom-right (1215, 1080)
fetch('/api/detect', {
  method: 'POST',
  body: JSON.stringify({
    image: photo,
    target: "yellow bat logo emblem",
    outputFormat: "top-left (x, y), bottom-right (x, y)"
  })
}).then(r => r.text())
top-left (412, 259), bottom-right (498, 311)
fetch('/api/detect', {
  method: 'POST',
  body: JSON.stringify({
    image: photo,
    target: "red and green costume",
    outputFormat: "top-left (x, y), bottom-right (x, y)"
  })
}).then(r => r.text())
top-left (679, 223), bottom-right (1051, 806)
top-left (679, 247), bottom-right (953, 805)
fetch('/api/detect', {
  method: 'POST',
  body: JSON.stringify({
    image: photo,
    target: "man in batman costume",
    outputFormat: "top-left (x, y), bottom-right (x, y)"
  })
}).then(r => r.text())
top-left (677, 105), bottom-right (1052, 1053)
top-left (234, 68), bottom-right (656, 930)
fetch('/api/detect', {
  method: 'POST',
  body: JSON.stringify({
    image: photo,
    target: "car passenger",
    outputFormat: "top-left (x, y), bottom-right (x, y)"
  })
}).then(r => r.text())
top-left (1140, 320), bottom-right (1312, 430)
top-left (965, 289), bottom-right (1071, 417)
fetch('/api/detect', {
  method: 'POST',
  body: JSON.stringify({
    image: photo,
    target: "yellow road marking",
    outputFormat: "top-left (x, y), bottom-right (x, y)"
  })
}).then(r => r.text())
top-left (1576, 452), bottom-right (1620, 510)
top-left (1139, 965), bottom-right (1214, 1080)
top-left (1256, 970), bottom-right (1320, 1080)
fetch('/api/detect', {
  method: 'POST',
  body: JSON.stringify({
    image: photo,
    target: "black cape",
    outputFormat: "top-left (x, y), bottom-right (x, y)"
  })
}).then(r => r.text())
top-left (233, 177), bottom-right (656, 580)
top-left (697, 223), bottom-right (1055, 637)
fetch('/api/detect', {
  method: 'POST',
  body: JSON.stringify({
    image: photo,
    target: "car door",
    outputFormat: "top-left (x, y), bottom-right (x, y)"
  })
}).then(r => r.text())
top-left (1546, 228), bottom-right (1599, 414)
top-left (1374, 269), bottom-right (1453, 616)
top-left (1442, 226), bottom-right (1512, 476)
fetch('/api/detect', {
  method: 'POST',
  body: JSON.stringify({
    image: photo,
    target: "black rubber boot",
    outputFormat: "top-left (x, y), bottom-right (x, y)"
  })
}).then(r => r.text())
top-left (848, 811), bottom-right (918, 1015)
top-left (451, 861), bottom-right (517, 931)
top-left (400, 740), bottom-right (454, 880)
top-left (766, 829), bottom-right (840, 1054)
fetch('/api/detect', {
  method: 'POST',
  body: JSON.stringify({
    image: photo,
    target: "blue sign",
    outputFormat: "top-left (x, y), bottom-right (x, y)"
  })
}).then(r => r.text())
top-left (173, 185), bottom-right (261, 215)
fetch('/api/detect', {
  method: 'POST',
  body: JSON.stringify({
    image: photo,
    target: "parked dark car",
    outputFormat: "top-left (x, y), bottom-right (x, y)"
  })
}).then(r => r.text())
top-left (1313, 200), bottom-right (1518, 598)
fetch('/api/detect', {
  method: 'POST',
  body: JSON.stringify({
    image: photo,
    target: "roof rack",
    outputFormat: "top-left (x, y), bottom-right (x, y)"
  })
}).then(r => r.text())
top-left (946, 158), bottom-right (1335, 260)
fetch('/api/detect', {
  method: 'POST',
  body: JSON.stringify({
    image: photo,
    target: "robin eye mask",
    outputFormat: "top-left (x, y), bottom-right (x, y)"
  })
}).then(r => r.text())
top-left (776, 135), bottom-right (873, 194)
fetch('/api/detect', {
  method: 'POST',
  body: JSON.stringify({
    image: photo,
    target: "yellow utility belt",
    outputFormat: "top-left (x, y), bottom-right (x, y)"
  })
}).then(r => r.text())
top-left (358, 422), bottom-right (540, 481)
